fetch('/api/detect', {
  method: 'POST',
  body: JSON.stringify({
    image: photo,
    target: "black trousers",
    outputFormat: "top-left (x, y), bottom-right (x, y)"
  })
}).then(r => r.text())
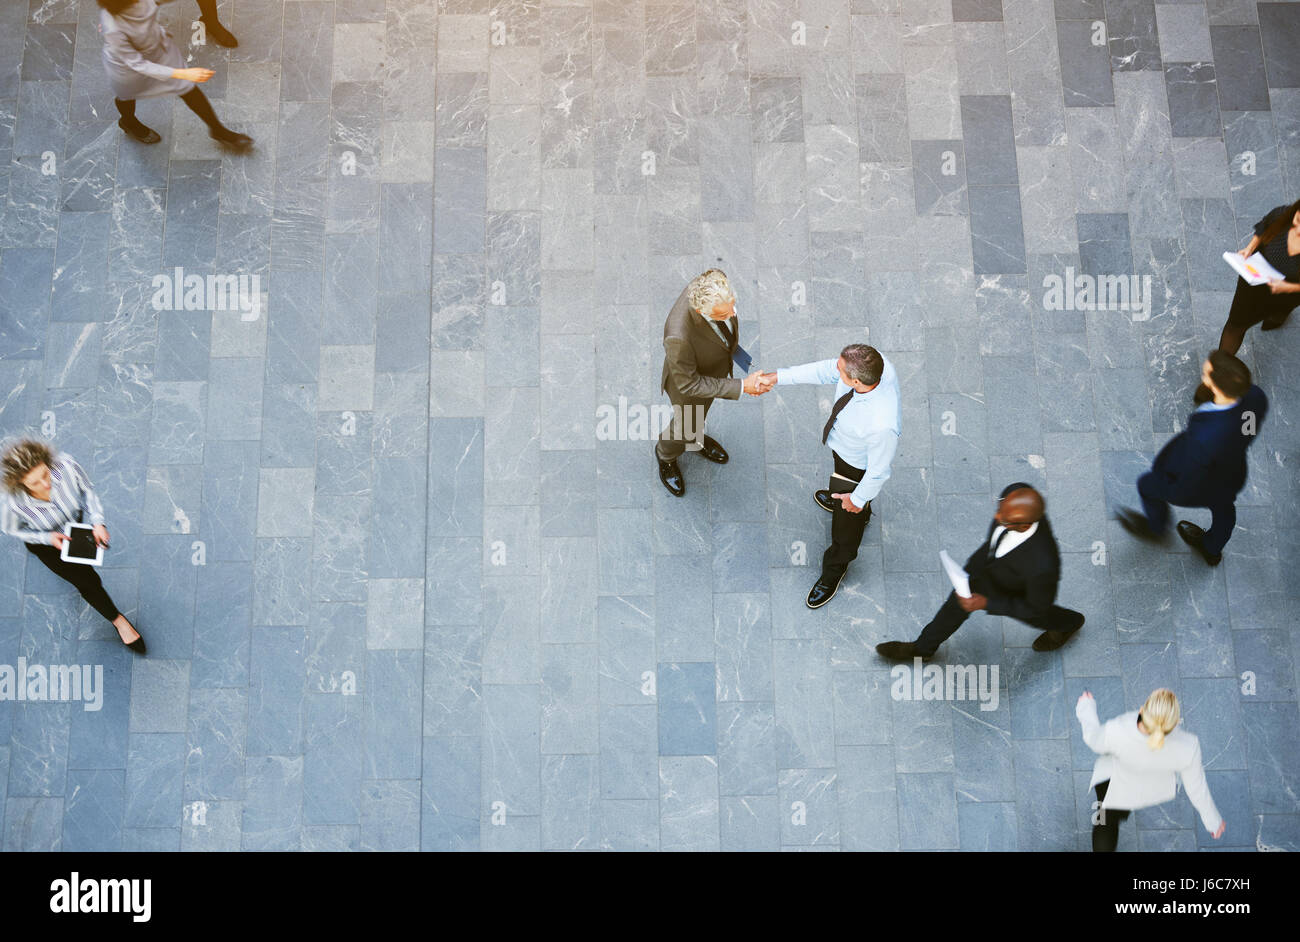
top-left (1137, 471), bottom-right (1237, 557)
top-left (822, 451), bottom-right (871, 577)
top-left (1091, 780), bottom-right (1130, 853)
top-left (26, 543), bottom-right (120, 624)
top-left (913, 589), bottom-right (1084, 657)
top-left (1226, 275), bottom-right (1299, 329)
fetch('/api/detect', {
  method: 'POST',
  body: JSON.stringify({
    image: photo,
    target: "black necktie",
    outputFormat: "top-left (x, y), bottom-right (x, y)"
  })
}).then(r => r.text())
top-left (987, 527), bottom-right (1009, 561)
top-left (719, 318), bottom-right (735, 348)
top-left (822, 390), bottom-right (854, 445)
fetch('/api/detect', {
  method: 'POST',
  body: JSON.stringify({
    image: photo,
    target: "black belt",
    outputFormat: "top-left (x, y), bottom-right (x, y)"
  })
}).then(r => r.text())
top-left (831, 450), bottom-right (865, 484)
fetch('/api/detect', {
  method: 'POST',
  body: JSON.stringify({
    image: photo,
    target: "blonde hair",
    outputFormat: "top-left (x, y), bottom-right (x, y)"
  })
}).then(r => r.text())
top-left (1139, 688), bottom-right (1180, 751)
top-left (687, 269), bottom-right (733, 316)
top-left (2, 439), bottom-right (55, 496)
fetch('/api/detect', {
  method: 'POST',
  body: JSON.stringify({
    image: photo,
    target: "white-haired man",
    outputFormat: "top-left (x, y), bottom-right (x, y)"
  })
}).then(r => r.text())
top-left (656, 269), bottom-right (769, 496)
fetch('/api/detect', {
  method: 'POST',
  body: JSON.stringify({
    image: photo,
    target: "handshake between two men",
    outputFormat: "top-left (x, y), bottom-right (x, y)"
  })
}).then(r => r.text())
top-left (655, 268), bottom-right (903, 609)
top-left (741, 371), bottom-right (778, 396)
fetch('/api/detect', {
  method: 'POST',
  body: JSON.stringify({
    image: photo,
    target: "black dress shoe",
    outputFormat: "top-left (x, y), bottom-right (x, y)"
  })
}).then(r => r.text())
top-left (1116, 508), bottom-right (1163, 543)
top-left (118, 119), bottom-right (161, 144)
top-left (658, 457), bottom-right (685, 497)
top-left (210, 127), bottom-right (254, 150)
top-left (1032, 617), bottom-right (1083, 652)
top-left (1261, 316), bottom-right (1288, 331)
top-left (875, 640), bottom-right (930, 663)
top-left (806, 570), bottom-right (845, 609)
top-left (814, 489), bottom-right (835, 513)
top-left (698, 435), bottom-right (729, 464)
top-left (201, 16), bottom-right (239, 48)
top-left (1177, 520), bottom-right (1222, 566)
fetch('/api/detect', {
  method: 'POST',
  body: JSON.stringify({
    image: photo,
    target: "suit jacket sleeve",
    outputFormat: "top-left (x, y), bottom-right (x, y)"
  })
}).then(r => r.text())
top-left (982, 558), bottom-right (1060, 622)
top-left (1180, 743), bottom-right (1227, 831)
top-left (663, 336), bottom-right (742, 401)
top-left (1179, 739), bottom-right (1223, 834)
top-left (1075, 697), bottom-right (1108, 755)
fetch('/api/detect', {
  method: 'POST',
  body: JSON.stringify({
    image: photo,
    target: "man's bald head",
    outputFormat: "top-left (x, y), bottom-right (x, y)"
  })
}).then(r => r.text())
top-left (995, 485), bottom-right (1044, 530)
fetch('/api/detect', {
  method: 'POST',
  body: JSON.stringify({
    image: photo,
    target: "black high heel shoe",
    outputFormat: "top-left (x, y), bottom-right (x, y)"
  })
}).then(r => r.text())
top-left (117, 620), bottom-right (147, 655)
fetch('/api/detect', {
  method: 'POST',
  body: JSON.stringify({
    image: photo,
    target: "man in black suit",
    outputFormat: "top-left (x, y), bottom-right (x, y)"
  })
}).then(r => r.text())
top-left (656, 269), bottom-right (769, 496)
top-left (876, 483), bottom-right (1084, 662)
top-left (1118, 351), bottom-right (1268, 566)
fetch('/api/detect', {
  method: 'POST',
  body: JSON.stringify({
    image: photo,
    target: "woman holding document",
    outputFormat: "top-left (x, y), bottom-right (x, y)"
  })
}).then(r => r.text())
top-left (1, 440), bottom-right (146, 654)
top-left (1217, 199), bottom-right (1300, 356)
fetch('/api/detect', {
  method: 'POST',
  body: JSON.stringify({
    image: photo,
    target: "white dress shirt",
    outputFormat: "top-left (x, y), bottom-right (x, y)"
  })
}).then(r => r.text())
top-left (774, 355), bottom-right (901, 508)
top-left (988, 521), bottom-right (1038, 558)
top-left (1076, 697), bottom-right (1222, 833)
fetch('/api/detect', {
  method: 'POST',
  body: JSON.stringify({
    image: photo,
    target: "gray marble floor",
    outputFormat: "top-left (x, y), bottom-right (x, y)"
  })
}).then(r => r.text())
top-left (1, 0), bottom-right (1299, 851)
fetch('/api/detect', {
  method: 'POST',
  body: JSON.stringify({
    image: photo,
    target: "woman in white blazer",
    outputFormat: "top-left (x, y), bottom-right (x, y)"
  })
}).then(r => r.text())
top-left (1076, 688), bottom-right (1226, 851)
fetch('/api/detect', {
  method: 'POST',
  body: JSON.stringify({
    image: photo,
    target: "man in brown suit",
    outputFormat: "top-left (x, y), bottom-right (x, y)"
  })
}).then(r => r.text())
top-left (657, 269), bottom-right (771, 496)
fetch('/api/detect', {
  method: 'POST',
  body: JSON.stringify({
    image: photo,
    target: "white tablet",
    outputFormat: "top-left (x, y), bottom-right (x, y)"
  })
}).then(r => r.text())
top-left (60, 523), bottom-right (104, 567)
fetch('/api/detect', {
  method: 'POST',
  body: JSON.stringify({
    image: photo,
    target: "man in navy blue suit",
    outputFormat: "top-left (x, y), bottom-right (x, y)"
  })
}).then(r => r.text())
top-left (1118, 351), bottom-right (1267, 566)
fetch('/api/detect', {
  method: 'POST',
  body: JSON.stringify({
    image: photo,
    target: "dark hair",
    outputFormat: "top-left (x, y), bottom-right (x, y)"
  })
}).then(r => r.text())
top-left (1208, 350), bottom-right (1251, 400)
top-left (97, 0), bottom-right (139, 14)
top-left (840, 344), bottom-right (883, 386)
top-left (1258, 199), bottom-right (1300, 247)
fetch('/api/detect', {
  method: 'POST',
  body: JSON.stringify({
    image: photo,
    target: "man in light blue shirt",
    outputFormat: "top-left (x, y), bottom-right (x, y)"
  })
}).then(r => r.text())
top-left (760, 344), bottom-right (901, 608)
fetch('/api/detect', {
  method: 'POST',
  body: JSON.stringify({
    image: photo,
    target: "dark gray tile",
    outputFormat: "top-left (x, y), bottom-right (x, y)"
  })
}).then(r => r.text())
top-left (1210, 26), bottom-right (1271, 111)
top-left (969, 185), bottom-right (1027, 274)
top-left (1056, 19), bottom-right (1115, 106)
top-left (953, 0), bottom-right (1003, 22)
top-left (1258, 4), bottom-right (1300, 88)
top-left (1164, 63), bottom-right (1222, 138)
top-left (1106, 0), bottom-right (1162, 73)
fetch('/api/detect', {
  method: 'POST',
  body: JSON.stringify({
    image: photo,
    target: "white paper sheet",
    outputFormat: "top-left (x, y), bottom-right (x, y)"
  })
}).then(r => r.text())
top-left (940, 549), bottom-right (971, 598)
top-left (1223, 251), bottom-right (1286, 287)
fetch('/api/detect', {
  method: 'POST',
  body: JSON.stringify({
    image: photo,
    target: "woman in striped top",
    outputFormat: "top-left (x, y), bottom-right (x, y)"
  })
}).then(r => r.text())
top-left (2, 439), bottom-right (146, 654)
